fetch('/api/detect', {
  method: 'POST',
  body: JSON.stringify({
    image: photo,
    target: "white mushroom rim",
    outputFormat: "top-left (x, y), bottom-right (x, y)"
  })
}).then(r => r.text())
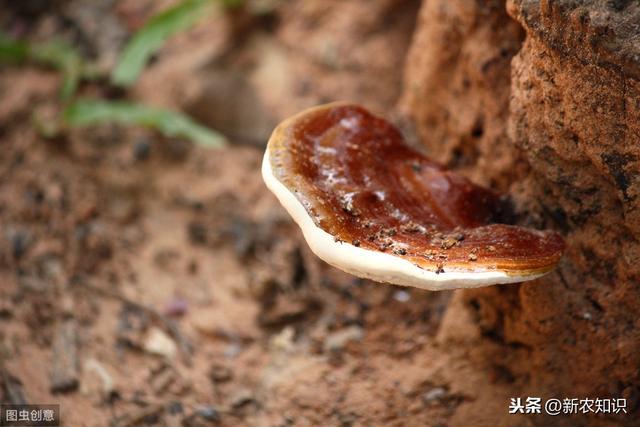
top-left (262, 150), bottom-right (551, 291)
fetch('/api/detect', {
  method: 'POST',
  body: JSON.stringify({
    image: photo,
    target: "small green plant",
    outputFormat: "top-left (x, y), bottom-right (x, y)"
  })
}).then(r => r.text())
top-left (0, 35), bottom-right (95, 99)
top-left (112, 0), bottom-right (242, 87)
top-left (0, 0), bottom-right (240, 147)
top-left (65, 99), bottom-right (226, 148)
top-left (112, 0), bottom-right (215, 87)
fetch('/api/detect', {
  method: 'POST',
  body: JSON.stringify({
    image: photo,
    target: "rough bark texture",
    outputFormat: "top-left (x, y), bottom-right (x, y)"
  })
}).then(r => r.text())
top-left (403, 0), bottom-right (640, 417)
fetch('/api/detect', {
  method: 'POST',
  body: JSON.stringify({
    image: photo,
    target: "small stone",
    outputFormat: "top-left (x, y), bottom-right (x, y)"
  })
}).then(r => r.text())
top-left (323, 326), bottom-right (364, 353)
top-left (50, 319), bottom-right (79, 393)
top-left (195, 405), bottom-right (220, 422)
top-left (468, 253), bottom-right (477, 261)
top-left (82, 358), bottom-right (116, 401)
top-left (423, 387), bottom-right (447, 403)
top-left (393, 290), bottom-right (411, 303)
top-left (270, 326), bottom-right (295, 354)
top-left (143, 327), bottom-right (177, 360)
top-left (133, 139), bottom-right (151, 161)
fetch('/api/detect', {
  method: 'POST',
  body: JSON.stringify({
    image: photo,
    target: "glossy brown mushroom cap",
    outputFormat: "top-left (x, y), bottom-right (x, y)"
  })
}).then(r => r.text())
top-left (263, 103), bottom-right (565, 290)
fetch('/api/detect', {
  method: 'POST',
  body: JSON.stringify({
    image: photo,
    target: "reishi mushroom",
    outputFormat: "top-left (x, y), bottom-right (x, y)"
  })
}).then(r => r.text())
top-left (262, 103), bottom-right (565, 291)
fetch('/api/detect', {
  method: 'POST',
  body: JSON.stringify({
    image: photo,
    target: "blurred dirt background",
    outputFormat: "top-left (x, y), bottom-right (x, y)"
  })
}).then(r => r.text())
top-left (0, 0), bottom-right (639, 426)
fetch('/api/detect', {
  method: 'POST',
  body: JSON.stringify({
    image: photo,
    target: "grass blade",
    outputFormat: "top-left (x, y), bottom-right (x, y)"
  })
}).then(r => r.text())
top-left (64, 99), bottom-right (226, 148)
top-left (0, 33), bottom-right (86, 99)
top-left (30, 40), bottom-right (83, 100)
top-left (111, 0), bottom-right (215, 87)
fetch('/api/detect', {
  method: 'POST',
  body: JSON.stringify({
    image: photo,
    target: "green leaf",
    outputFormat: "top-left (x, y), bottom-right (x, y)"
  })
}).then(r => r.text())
top-left (111, 0), bottom-right (215, 87)
top-left (64, 99), bottom-right (226, 148)
top-left (0, 34), bottom-right (29, 63)
top-left (0, 33), bottom-right (86, 99)
top-left (30, 40), bottom-right (83, 100)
